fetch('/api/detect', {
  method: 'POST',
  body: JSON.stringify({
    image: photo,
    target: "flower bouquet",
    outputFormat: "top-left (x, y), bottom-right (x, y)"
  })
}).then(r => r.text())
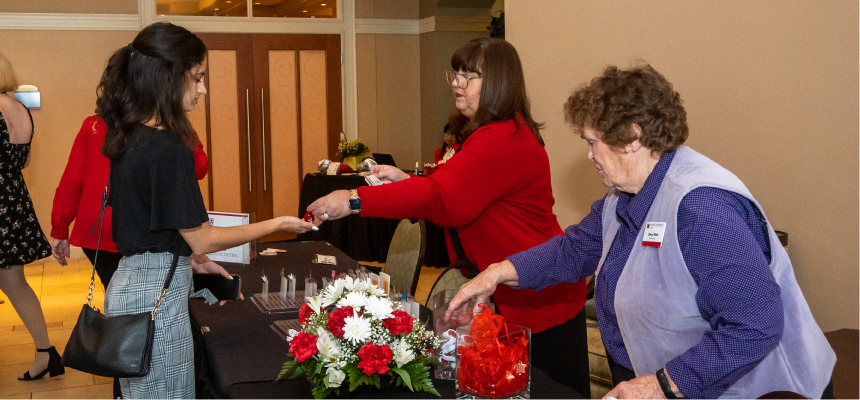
top-left (337, 139), bottom-right (370, 170)
top-left (278, 276), bottom-right (441, 399)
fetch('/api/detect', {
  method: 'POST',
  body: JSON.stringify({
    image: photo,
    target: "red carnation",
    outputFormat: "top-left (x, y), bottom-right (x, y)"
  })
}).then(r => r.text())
top-left (289, 332), bottom-right (318, 362)
top-left (326, 306), bottom-right (354, 338)
top-left (299, 303), bottom-right (314, 324)
top-left (382, 310), bottom-right (413, 335)
top-left (357, 342), bottom-right (393, 375)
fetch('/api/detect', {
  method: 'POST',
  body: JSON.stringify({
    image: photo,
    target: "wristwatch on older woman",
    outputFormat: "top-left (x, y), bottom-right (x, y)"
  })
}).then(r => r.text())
top-left (348, 189), bottom-right (361, 214)
top-left (656, 368), bottom-right (683, 398)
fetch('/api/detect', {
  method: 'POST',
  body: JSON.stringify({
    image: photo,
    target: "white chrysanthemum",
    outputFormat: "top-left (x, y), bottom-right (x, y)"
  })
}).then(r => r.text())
top-left (286, 329), bottom-right (299, 342)
top-left (342, 314), bottom-right (372, 344)
top-left (326, 367), bottom-right (346, 388)
top-left (337, 291), bottom-right (368, 310)
top-left (350, 278), bottom-right (372, 293)
top-left (321, 280), bottom-right (346, 308)
top-left (392, 338), bottom-right (415, 368)
top-left (306, 295), bottom-right (323, 313)
top-left (366, 284), bottom-right (386, 297)
top-left (316, 327), bottom-right (340, 361)
top-left (363, 295), bottom-right (394, 320)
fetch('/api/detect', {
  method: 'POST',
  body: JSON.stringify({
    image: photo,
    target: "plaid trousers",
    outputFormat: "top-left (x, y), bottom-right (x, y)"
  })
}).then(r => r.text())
top-left (105, 252), bottom-right (195, 399)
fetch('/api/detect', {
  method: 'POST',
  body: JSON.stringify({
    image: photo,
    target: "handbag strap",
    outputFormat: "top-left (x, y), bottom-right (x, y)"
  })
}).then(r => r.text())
top-left (86, 164), bottom-right (180, 320)
top-left (85, 167), bottom-right (111, 309)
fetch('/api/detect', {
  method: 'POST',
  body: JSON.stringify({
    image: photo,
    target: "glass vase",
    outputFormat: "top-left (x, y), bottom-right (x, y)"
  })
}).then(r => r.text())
top-left (455, 323), bottom-right (531, 399)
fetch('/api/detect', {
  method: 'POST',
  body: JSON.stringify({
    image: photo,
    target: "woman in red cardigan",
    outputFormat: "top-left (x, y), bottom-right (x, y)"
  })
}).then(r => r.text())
top-left (308, 38), bottom-right (590, 397)
top-left (434, 113), bottom-right (465, 165)
top-left (50, 115), bottom-right (210, 284)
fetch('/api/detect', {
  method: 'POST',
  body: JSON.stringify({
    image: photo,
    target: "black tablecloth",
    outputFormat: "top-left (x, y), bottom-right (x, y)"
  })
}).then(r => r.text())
top-left (296, 173), bottom-right (450, 267)
top-left (189, 241), bottom-right (582, 399)
top-left (225, 366), bottom-right (582, 399)
top-left (190, 241), bottom-right (356, 395)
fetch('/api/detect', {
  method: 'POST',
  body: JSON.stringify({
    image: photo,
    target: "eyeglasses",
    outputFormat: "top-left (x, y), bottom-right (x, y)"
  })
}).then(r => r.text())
top-left (446, 70), bottom-right (482, 89)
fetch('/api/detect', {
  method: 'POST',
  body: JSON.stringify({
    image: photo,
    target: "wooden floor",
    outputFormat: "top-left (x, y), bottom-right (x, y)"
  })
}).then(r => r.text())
top-left (0, 258), bottom-right (112, 399)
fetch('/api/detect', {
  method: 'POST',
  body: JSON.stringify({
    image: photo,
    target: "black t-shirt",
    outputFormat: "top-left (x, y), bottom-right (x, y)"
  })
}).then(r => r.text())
top-left (108, 124), bottom-right (208, 257)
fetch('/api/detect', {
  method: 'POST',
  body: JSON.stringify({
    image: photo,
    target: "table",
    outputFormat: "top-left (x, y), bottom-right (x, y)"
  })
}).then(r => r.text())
top-left (296, 173), bottom-right (450, 267)
top-left (189, 240), bottom-right (583, 399)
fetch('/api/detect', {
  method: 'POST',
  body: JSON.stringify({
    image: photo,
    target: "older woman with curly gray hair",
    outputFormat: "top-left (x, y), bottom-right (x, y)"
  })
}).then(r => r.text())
top-left (448, 64), bottom-right (835, 399)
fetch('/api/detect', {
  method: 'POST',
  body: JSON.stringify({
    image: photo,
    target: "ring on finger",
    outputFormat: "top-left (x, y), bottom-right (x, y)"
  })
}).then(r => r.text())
top-left (323, 212), bottom-right (330, 220)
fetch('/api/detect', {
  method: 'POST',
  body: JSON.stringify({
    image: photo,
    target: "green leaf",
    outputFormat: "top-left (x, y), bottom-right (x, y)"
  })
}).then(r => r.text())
top-left (389, 367), bottom-right (414, 391)
top-left (277, 360), bottom-right (302, 381)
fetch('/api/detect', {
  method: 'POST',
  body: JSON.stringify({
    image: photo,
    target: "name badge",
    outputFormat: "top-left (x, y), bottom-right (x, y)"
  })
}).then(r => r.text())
top-left (642, 222), bottom-right (666, 248)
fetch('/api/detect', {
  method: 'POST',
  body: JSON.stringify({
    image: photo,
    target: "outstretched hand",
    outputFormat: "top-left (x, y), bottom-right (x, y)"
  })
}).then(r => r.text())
top-left (444, 260), bottom-right (519, 321)
top-left (307, 189), bottom-right (352, 222)
top-left (191, 254), bottom-right (244, 305)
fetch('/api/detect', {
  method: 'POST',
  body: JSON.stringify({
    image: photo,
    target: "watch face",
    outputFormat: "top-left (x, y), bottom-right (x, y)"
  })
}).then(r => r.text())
top-left (349, 197), bottom-right (361, 211)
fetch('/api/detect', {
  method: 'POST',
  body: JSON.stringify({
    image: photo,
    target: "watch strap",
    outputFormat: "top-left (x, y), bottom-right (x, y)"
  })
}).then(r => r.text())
top-left (656, 368), bottom-right (679, 399)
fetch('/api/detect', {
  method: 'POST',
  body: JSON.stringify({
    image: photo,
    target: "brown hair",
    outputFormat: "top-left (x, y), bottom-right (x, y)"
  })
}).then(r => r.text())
top-left (451, 38), bottom-right (545, 146)
top-left (98, 22), bottom-right (207, 161)
top-left (564, 63), bottom-right (688, 153)
top-left (0, 51), bottom-right (19, 93)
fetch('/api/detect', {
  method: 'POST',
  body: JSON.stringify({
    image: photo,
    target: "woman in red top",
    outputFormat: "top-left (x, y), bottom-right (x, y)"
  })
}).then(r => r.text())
top-left (308, 38), bottom-right (590, 397)
top-left (434, 113), bottom-right (465, 165)
top-left (50, 115), bottom-right (209, 286)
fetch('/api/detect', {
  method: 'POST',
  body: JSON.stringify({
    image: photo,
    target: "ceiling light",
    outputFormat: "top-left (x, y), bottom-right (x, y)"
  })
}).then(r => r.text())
top-left (321, 3), bottom-right (326, 5)
top-left (214, 8), bottom-right (219, 10)
top-left (227, 0), bottom-right (231, 2)
top-left (303, 10), bottom-right (308, 12)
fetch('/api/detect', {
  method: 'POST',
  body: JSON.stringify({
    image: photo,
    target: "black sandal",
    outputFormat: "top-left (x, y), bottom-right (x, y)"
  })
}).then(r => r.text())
top-left (18, 346), bottom-right (65, 380)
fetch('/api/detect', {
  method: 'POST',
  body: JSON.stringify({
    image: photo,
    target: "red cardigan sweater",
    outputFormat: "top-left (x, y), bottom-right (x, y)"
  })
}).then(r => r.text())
top-left (359, 115), bottom-right (586, 333)
top-left (51, 116), bottom-right (209, 251)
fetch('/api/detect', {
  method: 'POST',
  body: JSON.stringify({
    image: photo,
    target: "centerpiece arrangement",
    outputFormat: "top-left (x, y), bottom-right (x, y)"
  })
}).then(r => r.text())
top-left (278, 276), bottom-right (441, 399)
top-left (337, 139), bottom-right (370, 170)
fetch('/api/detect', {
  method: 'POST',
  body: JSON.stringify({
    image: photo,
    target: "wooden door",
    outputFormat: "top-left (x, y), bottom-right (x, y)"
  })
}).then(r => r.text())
top-left (252, 34), bottom-right (342, 242)
top-left (193, 33), bottom-right (341, 243)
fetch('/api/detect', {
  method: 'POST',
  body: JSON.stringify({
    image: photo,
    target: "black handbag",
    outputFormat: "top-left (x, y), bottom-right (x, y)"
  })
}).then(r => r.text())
top-left (61, 168), bottom-right (179, 378)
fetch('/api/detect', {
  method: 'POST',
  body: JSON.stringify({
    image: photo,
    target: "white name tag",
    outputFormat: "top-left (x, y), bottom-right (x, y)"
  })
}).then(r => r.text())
top-left (642, 222), bottom-right (667, 248)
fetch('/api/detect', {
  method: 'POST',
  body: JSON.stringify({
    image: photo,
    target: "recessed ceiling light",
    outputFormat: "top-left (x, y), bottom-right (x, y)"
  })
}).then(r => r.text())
top-left (227, 1), bottom-right (231, 2)
top-left (214, 8), bottom-right (219, 10)
top-left (321, 3), bottom-right (326, 5)
top-left (303, 10), bottom-right (307, 12)
top-left (255, 2), bottom-right (260, 4)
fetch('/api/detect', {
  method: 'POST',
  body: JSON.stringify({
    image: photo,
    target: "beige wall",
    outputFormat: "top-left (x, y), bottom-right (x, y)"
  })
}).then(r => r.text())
top-left (355, 1), bottom-right (423, 167)
top-left (0, 0), bottom-right (138, 14)
top-left (356, 0), bottom-right (419, 20)
top-left (507, 0), bottom-right (859, 332)
top-left (0, 30), bottom-right (137, 243)
top-left (356, 32), bottom-right (422, 167)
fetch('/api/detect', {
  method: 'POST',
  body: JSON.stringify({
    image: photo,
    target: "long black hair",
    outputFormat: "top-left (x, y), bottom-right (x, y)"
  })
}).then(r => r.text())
top-left (97, 22), bottom-right (207, 160)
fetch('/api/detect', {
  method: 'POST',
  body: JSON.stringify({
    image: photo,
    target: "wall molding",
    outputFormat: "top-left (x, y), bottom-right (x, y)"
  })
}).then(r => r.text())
top-left (419, 15), bottom-right (489, 34)
top-left (355, 19), bottom-right (418, 35)
top-left (0, 13), bottom-right (140, 31)
top-left (0, 13), bottom-right (489, 35)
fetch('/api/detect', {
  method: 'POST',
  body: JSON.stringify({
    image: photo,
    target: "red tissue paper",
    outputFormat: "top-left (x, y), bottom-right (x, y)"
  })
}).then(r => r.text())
top-left (457, 305), bottom-right (529, 398)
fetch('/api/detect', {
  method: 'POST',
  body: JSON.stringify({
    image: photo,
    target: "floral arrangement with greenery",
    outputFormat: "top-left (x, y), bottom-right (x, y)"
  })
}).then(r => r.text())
top-left (337, 139), bottom-right (370, 159)
top-left (278, 276), bottom-right (441, 399)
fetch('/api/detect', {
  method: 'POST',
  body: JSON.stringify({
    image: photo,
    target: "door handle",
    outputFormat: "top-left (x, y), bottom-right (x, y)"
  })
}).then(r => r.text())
top-left (245, 89), bottom-right (252, 192)
top-left (261, 88), bottom-right (267, 191)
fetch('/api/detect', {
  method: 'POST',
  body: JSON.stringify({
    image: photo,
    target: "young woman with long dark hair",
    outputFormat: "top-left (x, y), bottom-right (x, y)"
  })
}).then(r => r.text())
top-left (98, 22), bottom-right (314, 398)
